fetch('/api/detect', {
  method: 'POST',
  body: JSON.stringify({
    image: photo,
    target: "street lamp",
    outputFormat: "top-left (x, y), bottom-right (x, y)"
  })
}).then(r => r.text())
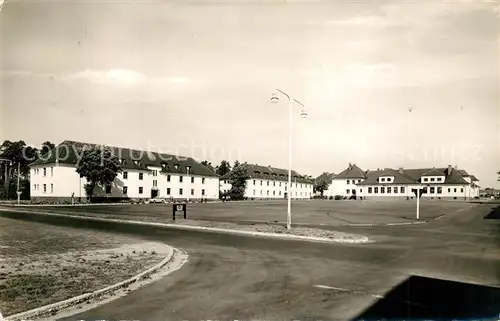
top-left (270, 89), bottom-right (307, 230)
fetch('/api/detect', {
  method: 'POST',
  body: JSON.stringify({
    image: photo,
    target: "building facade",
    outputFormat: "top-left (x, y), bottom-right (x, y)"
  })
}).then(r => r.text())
top-left (326, 163), bottom-right (480, 200)
top-left (220, 163), bottom-right (314, 199)
top-left (30, 140), bottom-right (220, 202)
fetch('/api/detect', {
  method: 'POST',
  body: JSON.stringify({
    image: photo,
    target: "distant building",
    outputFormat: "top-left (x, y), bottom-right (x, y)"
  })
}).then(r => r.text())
top-left (328, 163), bottom-right (480, 200)
top-left (220, 163), bottom-right (314, 199)
top-left (29, 140), bottom-right (220, 202)
top-left (314, 172), bottom-right (336, 197)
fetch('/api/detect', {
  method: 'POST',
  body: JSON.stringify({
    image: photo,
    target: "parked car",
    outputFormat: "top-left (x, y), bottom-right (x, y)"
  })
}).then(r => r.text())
top-left (148, 196), bottom-right (166, 204)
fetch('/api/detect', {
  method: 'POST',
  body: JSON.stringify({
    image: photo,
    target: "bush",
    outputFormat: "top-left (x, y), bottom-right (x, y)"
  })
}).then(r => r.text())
top-left (329, 196), bottom-right (333, 200)
top-left (334, 195), bottom-right (343, 200)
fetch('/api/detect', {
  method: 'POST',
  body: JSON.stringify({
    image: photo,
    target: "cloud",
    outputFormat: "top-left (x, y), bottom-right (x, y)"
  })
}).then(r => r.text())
top-left (67, 68), bottom-right (146, 85)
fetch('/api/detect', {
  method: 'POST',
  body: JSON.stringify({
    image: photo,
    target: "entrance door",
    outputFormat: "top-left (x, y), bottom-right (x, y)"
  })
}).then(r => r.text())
top-left (151, 189), bottom-right (159, 198)
top-left (284, 192), bottom-right (287, 199)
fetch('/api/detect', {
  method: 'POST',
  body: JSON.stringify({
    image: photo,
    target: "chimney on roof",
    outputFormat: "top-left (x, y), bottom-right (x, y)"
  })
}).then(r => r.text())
top-left (447, 165), bottom-right (452, 175)
top-left (399, 167), bottom-right (403, 175)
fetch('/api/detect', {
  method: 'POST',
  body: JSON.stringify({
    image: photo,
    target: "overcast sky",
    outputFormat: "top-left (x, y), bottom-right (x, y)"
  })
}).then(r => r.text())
top-left (1, 0), bottom-right (499, 187)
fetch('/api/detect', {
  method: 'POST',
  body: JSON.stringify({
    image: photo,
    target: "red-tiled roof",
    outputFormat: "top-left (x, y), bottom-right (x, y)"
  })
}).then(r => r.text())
top-left (357, 167), bottom-right (470, 185)
top-left (29, 140), bottom-right (218, 177)
top-left (421, 168), bottom-right (446, 177)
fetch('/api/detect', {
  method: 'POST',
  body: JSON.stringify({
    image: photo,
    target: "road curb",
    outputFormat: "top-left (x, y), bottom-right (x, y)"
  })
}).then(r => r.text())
top-left (4, 245), bottom-right (185, 321)
top-left (0, 208), bottom-right (371, 244)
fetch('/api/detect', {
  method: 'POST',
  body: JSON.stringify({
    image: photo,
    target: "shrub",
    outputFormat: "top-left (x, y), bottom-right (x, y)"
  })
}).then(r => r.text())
top-left (334, 195), bottom-right (343, 200)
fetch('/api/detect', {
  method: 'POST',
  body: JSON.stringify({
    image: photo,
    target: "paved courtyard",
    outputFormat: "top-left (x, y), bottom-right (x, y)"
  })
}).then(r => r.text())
top-left (11, 199), bottom-right (475, 227)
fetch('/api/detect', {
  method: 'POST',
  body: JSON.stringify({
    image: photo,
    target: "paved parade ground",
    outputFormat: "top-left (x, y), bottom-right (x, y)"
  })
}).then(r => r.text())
top-left (10, 199), bottom-right (474, 227)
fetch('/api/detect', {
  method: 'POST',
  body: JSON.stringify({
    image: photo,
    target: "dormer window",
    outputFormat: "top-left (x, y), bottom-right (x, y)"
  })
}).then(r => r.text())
top-left (174, 164), bottom-right (180, 170)
top-left (381, 178), bottom-right (385, 182)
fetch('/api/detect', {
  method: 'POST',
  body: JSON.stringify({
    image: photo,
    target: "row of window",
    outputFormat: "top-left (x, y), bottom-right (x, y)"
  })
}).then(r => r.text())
top-left (123, 172), bottom-right (206, 184)
top-left (123, 186), bottom-right (206, 196)
top-left (33, 183), bottom-right (53, 193)
top-left (252, 190), bottom-right (311, 197)
top-left (252, 180), bottom-right (311, 188)
top-left (33, 168), bottom-right (53, 177)
top-left (363, 186), bottom-right (464, 194)
top-left (422, 177), bottom-right (443, 182)
top-left (347, 179), bottom-right (363, 184)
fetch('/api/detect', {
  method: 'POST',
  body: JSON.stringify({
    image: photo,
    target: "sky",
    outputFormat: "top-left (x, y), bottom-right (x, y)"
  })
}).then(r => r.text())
top-left (1, 0), bottom-right (499, 187)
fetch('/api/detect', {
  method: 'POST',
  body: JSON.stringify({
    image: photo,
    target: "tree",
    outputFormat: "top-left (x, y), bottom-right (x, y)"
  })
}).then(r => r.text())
top-left (0, 140), bottom-right (39, 199)
top-left (233, 160), bottom-right (240, 168)
top-left (314, 179), bottom-right (330, 197)
top-left (201, 160), bottom-right (215, 171)
top-left (228, 165), bottom-right (250, 200)
top-left (40, 141), bottom-right (55, 157)
top-left (215, 160), bottom-right (231, 177)
top-left (75, 146), bottom-right (121, 201)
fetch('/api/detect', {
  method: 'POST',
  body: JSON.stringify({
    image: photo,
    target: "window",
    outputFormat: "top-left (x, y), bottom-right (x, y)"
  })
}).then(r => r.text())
top-left (423, 187), bottom-right (428, 193)
top-left (191, 189), bottom-right (194, 195)
top-left (260, 181), bottom-right (263, 186)
top-left (123, 172), bottom-right (128, 179)
top-left (381, 187), bottom-right (385, 194)
top-left (423, 177), bottom-right (428, 182)
top-left (267, 190), bottom-right (269, 196)
top-left (167, 188), bottom-right (171, 195)
top-left (123, 186), bottom-right (128, 194)
top-left (253, 190), bottom-right (256, 196)
top-left (347, 180), bottom-right (350, 184)
top-left (267, 181), bottom-right (269, 186)
top-left (359, 180), bottom-right (362, 183)
top-left (431, 177), bottom-right (435, 182)
top-left (394, 187), bottom-right (398, 194)
top-left (179, 188), bottom-right (183, 195)
top-left (368, 187), bottom-right (373, 194)
top-left (461, 188), bottom-right (464, 193)
top-left (273, 191), bottom-right (276, 196)
top-left (43, 184), bottom-right (47, 193)
top-left (448, 188), bottom-right (451, 192)
top-left (191, 177), bottom-right (195, 183)
top-left (381, 178), bottom-right (385, 182)
top-left (280, 182), bottom-right (282, 187)
top-left (360, 189), bottom-right (363, 193)
top-left (202, 177), bottom-right (205, 184)
top-left (401, 187), bottom-right (405, 193)
top-left (139, 187), bottom-right (143, 194)
top-left (387, 187), bottom-right (392, 193)
top-left (153, 180), bottom-right (157, 187)
top-left (279, 191), bottom-right (282, 196)
top-left (437, 177), bottom-right (442, 182)
top-left (167, 175), bottom-right (171, 182)
top-left (51, 167), bottom-right (53, 176)
top-left (273, 181), bottom-right (275, 187)
top-left (50, 184), bottom-right (54, 193)
top-left (202, 189), bottom-right (205, 196)
top-left (437, 187), bottom-right (442, 194)
top-left (139, 173), bottom-right (143, 180)
top-left (430, 187), bottom-right (435, 194)
top-left (347, 189), bottom-right (350, 194)
top-left (454, 188), bottom-right (457, 192)
top-left (253, 180), bottom-right (256, 185)
top-left (374, 187), bottom-right (379, 193)
top-left (179, 176), bottom-right (183, 183)
top-left (43, 168), bottom-right (46, 176)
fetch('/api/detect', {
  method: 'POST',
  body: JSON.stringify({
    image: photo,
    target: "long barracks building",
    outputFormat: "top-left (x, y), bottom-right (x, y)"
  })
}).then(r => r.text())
top-left (220, 163), bottom-right (314, 199)
top-left (29, 140), bottom-right (220, 202)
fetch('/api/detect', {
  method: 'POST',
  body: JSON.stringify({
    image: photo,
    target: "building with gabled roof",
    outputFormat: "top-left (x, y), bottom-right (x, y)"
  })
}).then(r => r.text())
top-left (29, 140), bottom-right (219, 202)
top-left (220, 163), bottom-right (314, 199)
top-left (327, 163), bottom-right (480, 199)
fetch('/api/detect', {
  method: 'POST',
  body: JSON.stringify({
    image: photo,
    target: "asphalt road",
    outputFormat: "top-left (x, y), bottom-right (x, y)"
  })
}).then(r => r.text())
top-left (1, 203), bottom-right (499, 320)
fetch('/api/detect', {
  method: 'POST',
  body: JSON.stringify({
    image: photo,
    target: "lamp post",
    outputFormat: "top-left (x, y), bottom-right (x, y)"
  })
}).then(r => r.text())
top-left (270, 89), bottom-right (307, 230)
top-left (186, 166), bottom-right (191, 203)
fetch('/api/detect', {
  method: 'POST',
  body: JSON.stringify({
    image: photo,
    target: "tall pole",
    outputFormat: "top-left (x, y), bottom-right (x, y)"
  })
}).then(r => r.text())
top-left (187, 167), bottom-right (190, 203)
top-left (287, 97), bottom-right (292, 230)
top-left (16, 162), bottom-right (20, 204)
top-left (416, 188), bottom-right (420, 220)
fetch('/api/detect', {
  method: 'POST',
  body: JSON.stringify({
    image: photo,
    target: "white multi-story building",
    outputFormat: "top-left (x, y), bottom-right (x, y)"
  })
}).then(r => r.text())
top-left (220, 163), bottom-right (314, 199)
top-left (326, 163), bottom-right (480, 200)
top-left (30, 140), bottom-right (220, 202)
